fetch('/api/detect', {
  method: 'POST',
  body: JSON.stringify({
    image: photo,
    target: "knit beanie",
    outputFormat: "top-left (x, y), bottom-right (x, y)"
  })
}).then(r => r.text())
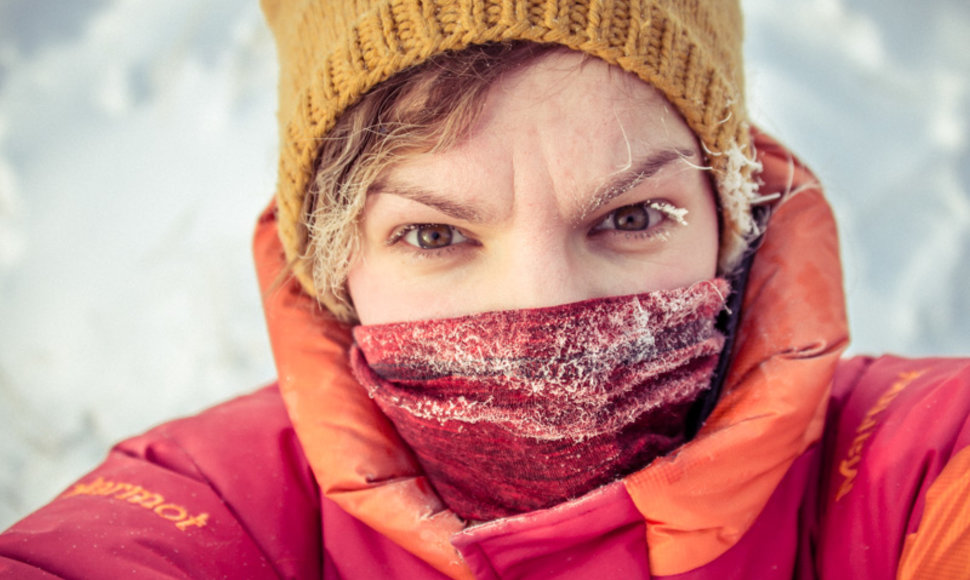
top-left (262, 0), bottom-right (760, 314)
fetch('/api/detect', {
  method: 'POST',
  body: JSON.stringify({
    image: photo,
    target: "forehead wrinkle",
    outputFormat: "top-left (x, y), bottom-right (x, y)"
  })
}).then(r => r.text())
top-left (368, 179), bottom-right (487, 223)
top-left (576, 147), bottom-right (697, 223)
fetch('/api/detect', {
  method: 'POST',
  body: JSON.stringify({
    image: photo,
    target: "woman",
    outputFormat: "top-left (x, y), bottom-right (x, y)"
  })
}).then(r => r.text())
top-left (2, 0), bottom-right (968, 578)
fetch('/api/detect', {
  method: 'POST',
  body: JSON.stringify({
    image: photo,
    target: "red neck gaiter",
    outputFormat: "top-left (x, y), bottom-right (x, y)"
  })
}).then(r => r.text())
top-left (350, 279), bottom-right (730, 522)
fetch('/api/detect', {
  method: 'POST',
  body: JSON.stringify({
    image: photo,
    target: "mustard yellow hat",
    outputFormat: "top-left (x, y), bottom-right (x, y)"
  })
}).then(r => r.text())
top-left (262, 0), bottom-right (761, 303)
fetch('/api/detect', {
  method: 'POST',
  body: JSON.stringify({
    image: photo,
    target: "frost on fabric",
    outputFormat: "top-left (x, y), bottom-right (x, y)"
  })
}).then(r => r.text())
top-left (714, 136), bottom-right (764, 239)
top-left (351, 279), bottom-right (731, 520)
top-left (352, 279), bottom-right (730, 442)
top-left (649, 200), bottom-right (689, 226)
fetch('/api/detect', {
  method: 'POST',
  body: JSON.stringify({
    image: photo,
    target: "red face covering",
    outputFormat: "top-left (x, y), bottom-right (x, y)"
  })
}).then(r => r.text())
top-left (350, 279), bottom-right (730, 522)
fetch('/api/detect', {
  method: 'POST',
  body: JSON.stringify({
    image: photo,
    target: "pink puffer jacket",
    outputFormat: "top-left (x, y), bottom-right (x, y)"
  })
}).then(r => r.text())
top-left (2, 132), bottom-right (968, 578)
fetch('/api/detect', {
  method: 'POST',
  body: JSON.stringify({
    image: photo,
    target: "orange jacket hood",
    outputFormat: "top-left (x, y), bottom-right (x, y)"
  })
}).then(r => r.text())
top-left (253, 130), bottom-right (850, 578)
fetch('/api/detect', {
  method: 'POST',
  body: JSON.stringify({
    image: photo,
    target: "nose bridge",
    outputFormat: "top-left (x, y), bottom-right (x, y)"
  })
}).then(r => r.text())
top-left (493, 234), bottom-right (589, 311)
top-left (490, 135), bottom-right (591, 311)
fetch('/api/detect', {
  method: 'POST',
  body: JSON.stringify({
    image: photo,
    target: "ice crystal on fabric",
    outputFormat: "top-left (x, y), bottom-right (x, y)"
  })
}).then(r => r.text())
top-left (353, 279), bottom-right (729, 442)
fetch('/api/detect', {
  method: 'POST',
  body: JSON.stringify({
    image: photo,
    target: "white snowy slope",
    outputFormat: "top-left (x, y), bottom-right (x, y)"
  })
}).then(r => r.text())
top-left (744, 0), bottom-right (970, 358)
top-left (0, 0), bottom-right (968, 530)
top-left (0, 0), bottom-right (279, 529)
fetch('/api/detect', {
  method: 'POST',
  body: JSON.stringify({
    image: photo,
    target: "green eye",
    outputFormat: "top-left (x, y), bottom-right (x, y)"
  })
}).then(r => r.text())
top-left (401, 224), bottom-right (469, 249)
top-left (612, 205), bottom-right (651, 230)
top-left (416, 224), bottom-right (452, 248)
top-left (594, 202), bottom-right (666, 233)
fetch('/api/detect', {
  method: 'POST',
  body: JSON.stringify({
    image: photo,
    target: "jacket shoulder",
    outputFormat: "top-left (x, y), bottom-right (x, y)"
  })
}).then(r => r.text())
top-left (816, 355), bottom-right (970, 577)
top-left (0, 385), bottom-right (321, 579)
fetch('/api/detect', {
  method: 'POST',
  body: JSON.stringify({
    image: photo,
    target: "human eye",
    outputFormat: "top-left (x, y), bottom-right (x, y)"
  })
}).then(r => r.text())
top-left (591, 201), bottom-right (686, 234)
top-left (391, 223), bottom-right (471, 250)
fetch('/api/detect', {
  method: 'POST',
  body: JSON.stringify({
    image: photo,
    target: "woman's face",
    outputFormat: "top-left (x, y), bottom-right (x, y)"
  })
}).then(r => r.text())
top-left (348, 51), bottom-right (719, 325)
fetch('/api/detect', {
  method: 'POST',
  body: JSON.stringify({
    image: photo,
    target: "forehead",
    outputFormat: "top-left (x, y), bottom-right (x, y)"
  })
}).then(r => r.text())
top-left (496, 50), bottom-right (662, 104)
top-left (473, 50), bottom-right (681, 143)
top-left (377, 51), bottom-right (702, 210)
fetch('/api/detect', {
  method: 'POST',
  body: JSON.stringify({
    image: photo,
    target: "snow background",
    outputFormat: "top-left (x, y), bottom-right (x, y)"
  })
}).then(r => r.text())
top-left (1, 0), bottom-right (968, 529)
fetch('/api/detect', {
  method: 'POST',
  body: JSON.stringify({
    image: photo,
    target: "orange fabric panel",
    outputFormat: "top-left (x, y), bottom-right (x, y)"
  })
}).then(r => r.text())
top-left (253, 130), bottom-right (848, 578)
top-left (623, 132), bottom-right (849, 575)
top-left (253, 206), bottom-right (473, 579)
top-left (897, 445), bottom-right (970, 580)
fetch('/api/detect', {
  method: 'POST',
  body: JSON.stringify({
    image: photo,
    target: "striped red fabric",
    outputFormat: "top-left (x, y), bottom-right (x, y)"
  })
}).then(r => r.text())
top-left (351, 279), bottom-right (729, 521)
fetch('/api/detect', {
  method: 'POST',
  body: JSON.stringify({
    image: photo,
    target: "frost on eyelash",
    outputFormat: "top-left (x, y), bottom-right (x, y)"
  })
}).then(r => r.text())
top-left (648, 201), bottom-right (688, 226)
top-left (352, 279), bottom-right (729, 442)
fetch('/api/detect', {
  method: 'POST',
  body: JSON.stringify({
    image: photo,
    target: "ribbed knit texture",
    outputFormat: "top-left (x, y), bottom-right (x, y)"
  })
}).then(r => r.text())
top-left (350, 279), bottom-right (729, 521)
top-left (261, 0), bottom-right (757, 302)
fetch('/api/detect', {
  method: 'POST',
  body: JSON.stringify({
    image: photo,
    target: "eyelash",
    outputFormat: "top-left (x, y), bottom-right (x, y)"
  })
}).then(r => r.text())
top-left (589, 200), bottom-right (683, 237)
top-left (387, 224), bottom-right (473, 255)
top-left (387, 200), bottom-right (685, 254)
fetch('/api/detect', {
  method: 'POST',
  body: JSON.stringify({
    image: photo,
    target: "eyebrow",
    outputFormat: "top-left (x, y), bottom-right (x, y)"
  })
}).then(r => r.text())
top-left (367, 181), bottom-right (485, 223)
top-left (580, 147), bottom-right (697, 220)
top-left (368, 147), bottom-right (697, 224)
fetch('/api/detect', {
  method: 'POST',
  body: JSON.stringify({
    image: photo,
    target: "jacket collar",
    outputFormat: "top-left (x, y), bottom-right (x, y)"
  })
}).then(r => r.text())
top-left (253, 129), bottom-right (849, 578)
